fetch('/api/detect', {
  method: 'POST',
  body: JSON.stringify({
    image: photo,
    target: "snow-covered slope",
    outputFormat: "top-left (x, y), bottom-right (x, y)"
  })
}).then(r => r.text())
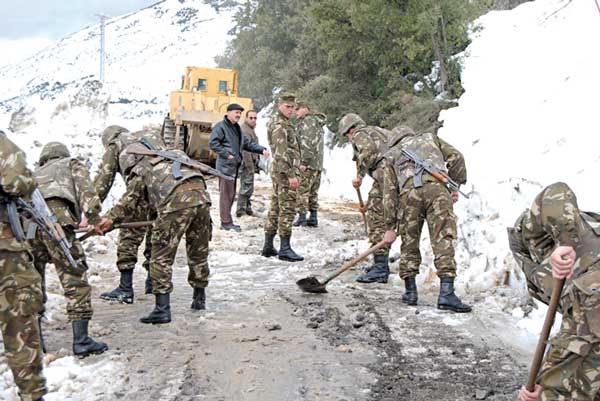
top-left (0, 0), bottom-right (234, 166)
top-left (438, 0), bottom-right (600, 301)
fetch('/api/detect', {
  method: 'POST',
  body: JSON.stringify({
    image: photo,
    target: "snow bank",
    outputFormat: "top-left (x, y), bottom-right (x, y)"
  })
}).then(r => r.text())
top-left (0, 355), bottom-right (126, 401)
top-left (439, 0), bottom-right (600, 300)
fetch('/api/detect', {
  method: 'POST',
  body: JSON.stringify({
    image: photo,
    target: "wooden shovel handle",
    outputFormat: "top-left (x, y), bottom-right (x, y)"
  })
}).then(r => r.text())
top-left (355, 188), bottom-right (368, 235)
top-left (321, 240), bottom-right (388, 286)
top-left (526, 277), bottom-right (565, 391)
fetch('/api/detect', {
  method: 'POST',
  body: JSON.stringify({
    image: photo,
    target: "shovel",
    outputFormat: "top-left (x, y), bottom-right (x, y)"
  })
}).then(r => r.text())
top-left (297, 240), bottom-right (388, 293)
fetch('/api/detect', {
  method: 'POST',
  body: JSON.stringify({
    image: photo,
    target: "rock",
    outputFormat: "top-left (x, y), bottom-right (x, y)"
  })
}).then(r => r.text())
top-left (307, 322), bottom-right (319, 329)
top-left (264, 322), bottom-right (281, 331)
top-left (475, 389), bottom-right (491, 399)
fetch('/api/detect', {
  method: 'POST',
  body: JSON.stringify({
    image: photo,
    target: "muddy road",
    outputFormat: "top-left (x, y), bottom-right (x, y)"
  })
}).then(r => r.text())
top-left (42, 180), bottom-right (530, 400)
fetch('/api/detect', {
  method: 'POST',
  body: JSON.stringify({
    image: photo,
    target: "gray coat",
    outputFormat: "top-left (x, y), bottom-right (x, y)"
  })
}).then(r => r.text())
top-left (209, 116), bottom-right (265, 177)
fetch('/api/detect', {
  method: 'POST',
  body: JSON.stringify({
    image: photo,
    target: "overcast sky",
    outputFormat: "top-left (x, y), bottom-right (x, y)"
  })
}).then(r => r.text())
top-left (0, 0), bottom-right (159, 40)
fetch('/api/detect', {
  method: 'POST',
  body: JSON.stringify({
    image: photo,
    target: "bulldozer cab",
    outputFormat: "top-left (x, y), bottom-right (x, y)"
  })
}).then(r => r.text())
top-left (162, 67), bottom-right (254, 166)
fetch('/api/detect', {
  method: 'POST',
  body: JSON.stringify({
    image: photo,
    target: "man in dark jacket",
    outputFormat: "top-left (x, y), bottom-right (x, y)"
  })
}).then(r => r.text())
top-left (209, 103), bottom-right (269, 231)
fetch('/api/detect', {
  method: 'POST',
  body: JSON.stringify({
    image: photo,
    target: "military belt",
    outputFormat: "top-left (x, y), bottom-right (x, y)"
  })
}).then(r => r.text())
top-left (174, 180), bottom-right (203, 193)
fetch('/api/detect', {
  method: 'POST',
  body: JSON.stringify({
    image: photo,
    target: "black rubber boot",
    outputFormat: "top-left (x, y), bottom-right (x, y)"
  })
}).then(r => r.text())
top-left (437, 277), bottom-right (472, 313)
top-left (72, 320), bottom-right (109, 358)
top-left (293, 213), bottom-right (307, 227)
top-left (38, 316), bottom-right (46, 353)
top-left (278, 235), bottom-right (304, 262)
top-left (191, 288), bottom-right (206, 310)
top-left (145, 273), bottom-right (153, 295)
top-left (402, 277), bottom-right (418, 305)
top-left (261, 233), bottom-right (278, 257)
top-left (356, 255), bottom-right (389, 283)
top-left (306, 210), bottom-right (318, 227)
top-left (140, 294), bottom-right (171, 324)
top-left (100, 270), bottom-right (134, 304)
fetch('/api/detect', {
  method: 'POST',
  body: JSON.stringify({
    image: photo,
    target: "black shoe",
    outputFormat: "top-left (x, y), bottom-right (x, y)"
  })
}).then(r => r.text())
top-left (306, 210), bottom-right (318, 227)
top-left (278, 235), bottom-right (304, 262)
top-left (100, 270), bottom-right (134, 304)
top-left (72, 320), bottom-right (109, 358)
top-left (401, 277), bottom-right (418, 305)
top-left (140, 294), bottom-right (171, 324)
top-left (293, 213), bottom-right (307, 227)
top-left (261, 233), bottom-right (278, 257)
top-left (145, 273), bottom-right (153, 295)
top-left (437, 277), bottom-right (472, 313)
top-left (38, 316), bottom-right (46, 353)
top-left (236, 210), bottom-right (244, 218)
top-left (246, 208), bottom-right (254, 216)
top-left (34, 398), bottom-right (45, 401)
top-left (191, 288), bottom-right (206, 310)
top-left (221, 222), bottom-right (242, 232)
top-left (356, 254), bottom-right (389, 283)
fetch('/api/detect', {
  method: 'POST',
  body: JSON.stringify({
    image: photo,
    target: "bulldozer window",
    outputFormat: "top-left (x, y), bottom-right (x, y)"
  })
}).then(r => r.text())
top-left (219, 80), bottom-right (228, 93)
top-left (197, 79), bottom-right (207, 91)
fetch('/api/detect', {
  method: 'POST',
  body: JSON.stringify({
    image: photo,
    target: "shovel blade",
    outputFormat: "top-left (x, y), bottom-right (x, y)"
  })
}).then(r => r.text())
top-left (296, 276), bottom-right (328, 294)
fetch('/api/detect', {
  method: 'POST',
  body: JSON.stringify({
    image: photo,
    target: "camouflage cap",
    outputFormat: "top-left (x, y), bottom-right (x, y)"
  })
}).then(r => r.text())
top-left (296, 100), bottom-right (310, 109)
top-left (39, 141), bottom-right (70, 165)
top-left (338, 113), bottom-right (365, 137)
top-left (388, 125), bottom-right (416, 148)
top-left (102, 125), bottom-right (129, 148)
top-left (278, 92), bottom-right (296, 106)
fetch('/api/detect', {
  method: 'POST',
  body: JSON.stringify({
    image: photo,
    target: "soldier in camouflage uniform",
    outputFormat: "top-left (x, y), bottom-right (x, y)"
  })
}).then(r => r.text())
top-left (97, 135), bottom-right (212, 324)
top-left (93, 125), bottom-right (154, 304)
top-left (338, 113), bottom-right (391, 283)
top-left (381, 126), bottom-right (471, 312)
top-left (261, 92), bottom-right (304, 262)
top-left (236, 110), bottom-right (260, 217)
top-left (30, 142), bottom-right (109, 357)
top-left (293, 102), bottom-right (327, 228)
top-left (511, 183), bottom-right (600, 401)
top-left (0, 131), bottom-right (47, 401)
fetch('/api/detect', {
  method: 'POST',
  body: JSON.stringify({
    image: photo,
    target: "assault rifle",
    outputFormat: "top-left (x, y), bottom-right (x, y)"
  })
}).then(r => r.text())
top-left (127, 138), bottom-right (234, 181)
top-left (17, 189), bottom-right (79, 270)
top-left (401, 148), bottom-right (469, 198)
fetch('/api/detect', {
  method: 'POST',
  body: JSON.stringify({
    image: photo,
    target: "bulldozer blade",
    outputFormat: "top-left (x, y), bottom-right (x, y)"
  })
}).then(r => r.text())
top-left (296, 276), bottom-right (328, 294)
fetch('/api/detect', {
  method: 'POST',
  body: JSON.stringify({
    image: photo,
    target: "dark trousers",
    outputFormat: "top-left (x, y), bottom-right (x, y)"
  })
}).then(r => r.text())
top-left (219, 176), bottom-right (237, 224)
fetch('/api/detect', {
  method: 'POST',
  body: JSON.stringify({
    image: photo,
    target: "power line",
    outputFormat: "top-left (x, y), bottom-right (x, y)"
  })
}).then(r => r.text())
top-left (96, 13), bottom-right (108, 84)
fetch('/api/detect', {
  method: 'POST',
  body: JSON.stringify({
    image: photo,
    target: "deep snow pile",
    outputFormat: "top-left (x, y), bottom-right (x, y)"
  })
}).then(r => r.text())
top-left (438, 0), bottom-right (600, 313)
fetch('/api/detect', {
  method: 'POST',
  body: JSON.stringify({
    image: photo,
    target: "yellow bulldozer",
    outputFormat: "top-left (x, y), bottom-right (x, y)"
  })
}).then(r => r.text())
top-left (161, 66), bottom-right (254, 166)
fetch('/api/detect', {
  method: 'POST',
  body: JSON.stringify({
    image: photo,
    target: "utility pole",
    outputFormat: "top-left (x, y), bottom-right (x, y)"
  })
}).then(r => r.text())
top-left (96, 13), bottom-right (108, 84)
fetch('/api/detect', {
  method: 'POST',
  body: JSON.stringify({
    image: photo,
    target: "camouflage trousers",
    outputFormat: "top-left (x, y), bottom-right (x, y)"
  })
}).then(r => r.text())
top-left (31, 227), bottom-right (93, 321)
top-left (116, 204), bottom-right (154, 272)
top-left (236, 166), bottom-right (255, 214)
top-left (537, 286), bottom-right (600, 400)
top-left (150, 204), bottom-right (211, 294)
top-left (366, 175), bottom-right (387, 257)
top-left (265, 173), bottom-right (297, 236)
top-left (0, 250), bottom-right (47, 401)
top-left (397, 181), bottom-right (457, 279)
top-left (297, 169), bottom-right (321, 213)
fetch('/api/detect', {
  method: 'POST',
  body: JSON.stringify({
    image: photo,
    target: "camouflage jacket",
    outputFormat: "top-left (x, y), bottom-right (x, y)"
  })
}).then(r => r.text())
top-left (381, 133), bottom-right (466, 230)
top-left (0, 134), bottom-right (37, 251)
top-left (35, 157), bottom-right (102, 227)
top-left (352, 124), bottom-right (390, 179)
top-left (508, 183), bottom-right (600, 313)
top-left (241, 121), bottom-right (259, 174)
top-left (107, 152), bottom-right (211, 222)
top-left (297, 112), bottom-right (327, 171)
top-left (93, 132), bottom-right (135, 202)
top-left (268, 108), bottom-right (301, 179)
